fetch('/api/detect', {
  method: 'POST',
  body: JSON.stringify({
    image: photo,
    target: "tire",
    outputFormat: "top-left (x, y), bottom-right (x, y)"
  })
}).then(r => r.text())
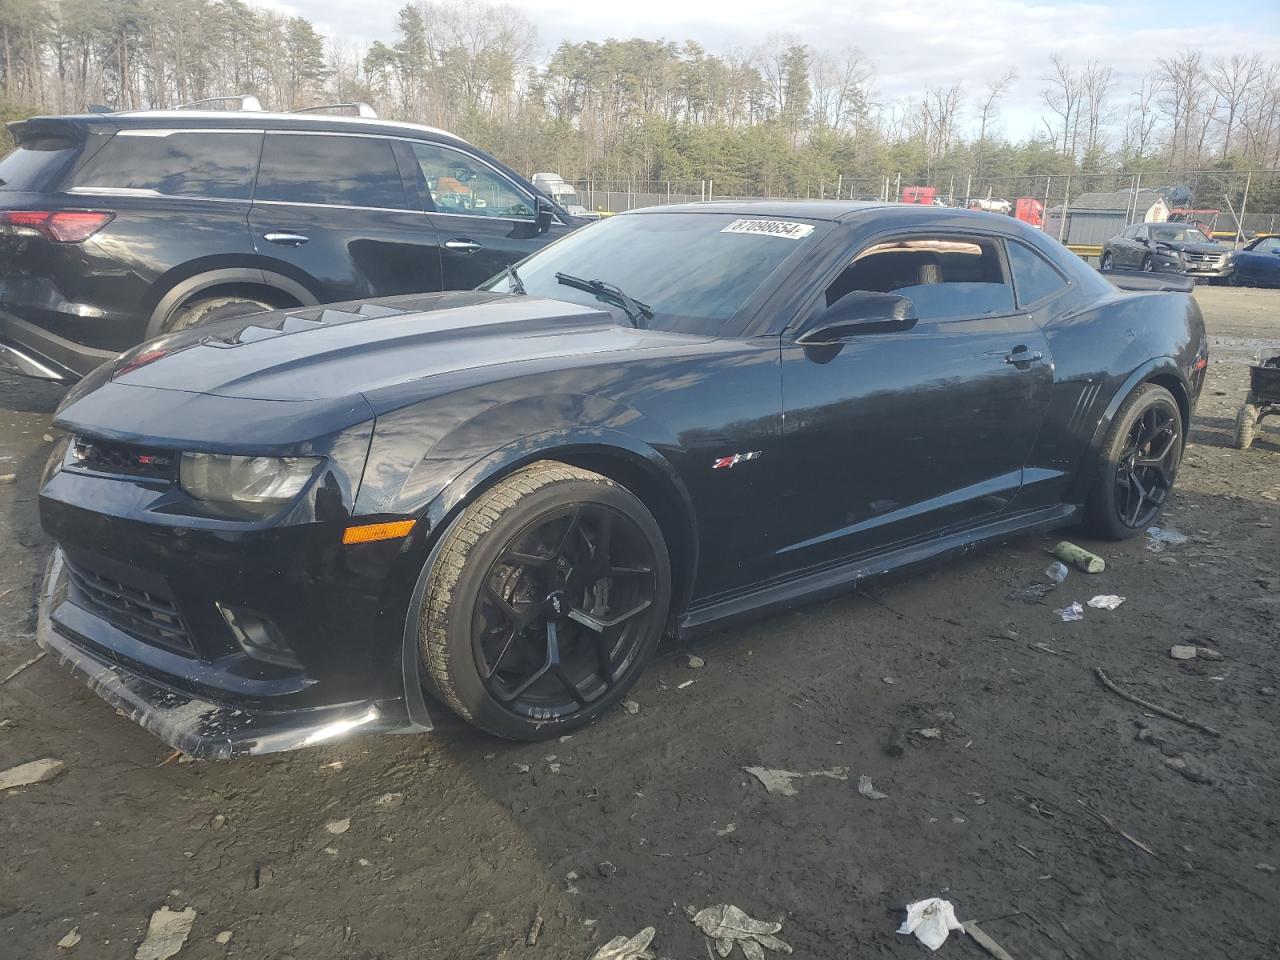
top-left (1082, 383), bottom-right (1183, 540)
top-left (419, 461), bottom-right (671, 740)
top-left (1100, 251), bottom-right (1113, 271)
top-left (1234, 404), bottom-right (1258, 451)
top-left (1141, 255), bottom-right (1154, 272)
top-left (162, 295), bottom-right (276, 333)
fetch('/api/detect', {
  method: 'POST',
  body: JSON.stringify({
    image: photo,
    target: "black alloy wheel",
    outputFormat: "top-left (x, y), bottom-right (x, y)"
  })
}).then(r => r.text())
top-left (1101, 251), bottom-right (1113, 271)
top-left (1084, 383), bottom-right (1183, 539)
top-left (473, 503), bottom-right (658, 718)
top-left (1141, 255), bottom-right (1154, 272)
top-left (420, 462), bottom-right (671, 739)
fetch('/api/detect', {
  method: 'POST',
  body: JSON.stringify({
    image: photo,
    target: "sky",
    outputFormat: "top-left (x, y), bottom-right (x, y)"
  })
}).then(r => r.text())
top-left (262, 0), bottom-right (1280, 139)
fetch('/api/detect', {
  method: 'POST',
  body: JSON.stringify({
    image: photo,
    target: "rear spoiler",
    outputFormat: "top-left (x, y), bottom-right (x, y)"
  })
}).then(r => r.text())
top-left (6, 116), bottom-right (94, 148)
top-left (1102, 269), bottom-right (1195, 294)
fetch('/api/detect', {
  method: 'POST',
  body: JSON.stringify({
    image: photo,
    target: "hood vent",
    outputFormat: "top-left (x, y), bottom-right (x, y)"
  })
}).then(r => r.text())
top-left (204, 302), bottom-right (414, 348)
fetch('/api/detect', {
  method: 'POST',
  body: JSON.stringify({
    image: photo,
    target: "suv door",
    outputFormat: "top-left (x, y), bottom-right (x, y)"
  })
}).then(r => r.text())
top-left (406, 141), bottom-right (571, 289)
top-left (778, 232), bottom-right (1054, 571)
top-left (1125, 225), bottom-right (1149, 268)
top-left (249, 132), bottom-right (443, 302)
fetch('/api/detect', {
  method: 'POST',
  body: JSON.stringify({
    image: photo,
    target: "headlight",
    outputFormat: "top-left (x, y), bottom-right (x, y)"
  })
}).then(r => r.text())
top-left (179, 453), bottom-right (321, 504)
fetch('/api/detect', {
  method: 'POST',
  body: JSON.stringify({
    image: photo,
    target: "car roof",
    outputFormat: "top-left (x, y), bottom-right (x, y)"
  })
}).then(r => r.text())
top-left (20, 109), bottom-right (469, 145)
top-left (623, 199), bottom-right (1013, 225)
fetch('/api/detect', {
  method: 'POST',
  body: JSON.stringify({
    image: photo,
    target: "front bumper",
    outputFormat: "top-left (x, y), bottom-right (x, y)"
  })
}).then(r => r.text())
top-left (0, 308), bottom-right (116, 382)
top-left (1184, 263), bottom-right (1232, 279)
top-left (38, 550), bottom-right (430, 758)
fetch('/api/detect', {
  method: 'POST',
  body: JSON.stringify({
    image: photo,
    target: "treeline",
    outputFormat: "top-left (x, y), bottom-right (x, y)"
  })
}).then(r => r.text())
top-left (2, 0), bottom-right (1279, 201)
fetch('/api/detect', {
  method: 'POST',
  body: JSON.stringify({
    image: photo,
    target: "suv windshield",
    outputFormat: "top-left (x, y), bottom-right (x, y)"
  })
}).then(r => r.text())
top-left (482, 212), bottom-right (823, 336)
top-left (1151, 225), bottom-right (1211, 243)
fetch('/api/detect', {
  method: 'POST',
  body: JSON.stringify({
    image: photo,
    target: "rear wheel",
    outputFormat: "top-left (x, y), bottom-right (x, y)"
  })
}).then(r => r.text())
top-left (163, 295), bottom-right (277, 333)
top-left (420, 462), bottom-right (671, 740)
top-left (1234, 403), bottom-right (1258, 451)
top-left (1083, 383), bottom-right (1182, 540)
top-left (1141, 255), bottom-right (1154, 272)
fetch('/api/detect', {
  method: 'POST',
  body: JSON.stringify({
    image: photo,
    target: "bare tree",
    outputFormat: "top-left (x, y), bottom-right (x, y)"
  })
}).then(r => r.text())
top-left (975, 69), bottom-right (1015, 177)
top-left (1080, 61), bottom-right (1115, 158)
top-left (809, 47), bottom-right (871, 132)
top-left (1208, 53), bottom-right (1264, 158)
top-left (1156, 49), bottom-right (1207, 168)
top-left (1042, 55), bottom-right (1081, 156)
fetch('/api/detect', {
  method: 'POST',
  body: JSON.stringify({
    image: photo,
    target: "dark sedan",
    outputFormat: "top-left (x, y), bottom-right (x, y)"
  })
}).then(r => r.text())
top-left (1229, 235), bottom-right (1280, 287)
top-left (37, 202), bottom-right (1207, 756)
top-left (1101, 222), bottom-right (1232, 279)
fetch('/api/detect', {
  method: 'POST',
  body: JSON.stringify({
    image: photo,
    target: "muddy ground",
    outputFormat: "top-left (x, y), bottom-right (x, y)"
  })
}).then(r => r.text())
top-left (1, 286), bottom-right (1278, 960)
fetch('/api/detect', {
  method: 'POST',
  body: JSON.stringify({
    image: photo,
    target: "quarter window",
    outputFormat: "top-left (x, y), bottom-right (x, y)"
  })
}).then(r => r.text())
top-left (1006, 241), bottom-right (1069, 305)
top-left (70, 131), bottom-right (263, 200)
top-left (410, 143), bottom-right (533, 220)
top-left (255, 134), bottom-right (407, 209)
top-left (824, 236), bottom-right (1014, 320)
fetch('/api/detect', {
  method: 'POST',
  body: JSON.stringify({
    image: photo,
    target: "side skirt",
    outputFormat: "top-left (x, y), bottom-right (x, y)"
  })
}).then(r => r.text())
top-left (676, 503), bottom-right (1079, 639)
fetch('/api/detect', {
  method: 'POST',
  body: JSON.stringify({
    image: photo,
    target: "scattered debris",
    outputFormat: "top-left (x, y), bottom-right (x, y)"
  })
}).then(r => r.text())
top-left (1169, 645), bottom-right (1198, 660)
top-left (882, 676), bottom-right (897, 684)
top-left (135, 907), bottom-right (196, 960)
top-left (597, 860), bottom-right (617, 877)
top-left (1083, 804), bottom-right (1157, 857)
top-left (715, 823), bottom-right (738, 836)
top-left (742, 765), bottom-right (848, 797)
top-left (1010, 581), bottom-right (1058, 603)
top-left (57, 927), bottom-right (81, 949)
top-left (676, 679), bottom-right (695, 689)
top-left (1054, 602), bottom-right (1084, 622)
top-left (0, 472), bottom-right (15, 483)
top-left (1088, 595), bottom-right (1126, 610)
top-left (963, 920), bottom-right (1016, 960)
top-left (621, 700), bottom-right (640, 715)
top-left (253, 864), bottom-right (273, 889)
top-left (857, 775), bottom-right (888, 800)
top-left (1044, 561), bottom-right (1069, 583)
top-left (688, 903), bottom-right (791, 957)
top-left (911, 727), bottom-right (943, 741)
top-left (0, 757), bottom-right (65, 791)
top-left (1, 650), bottom-right (45, 684)
top-left (897, 898), bottom-right (965, 951)
top-left (1095, 667), bottom-right (1222, 737)
top-left (1054, 541), bottom-right (1105, 573)
top-left (1165, 756), bottom-right (1212, 784)
top-left (1257, 863), bottom-right (1277, 874)
top-left (526, 913), bottom-right (544, 946)
top-left (324, 818), bottom-right (351, 835)
top-left (373, 792), bottom-right (403, 807)
top-left (215, 930), bottom-right (233, 945)
top-left (588, 926), bottom-right (657, 960)
top-left (512, 762), bottom-right (531, 774)
top-left (1195, 647), bottom-right (1224, 661)
top-left (1146, 526), bottom-right (1189, 552)
top-left (687, 654), bottom-right (705, 669)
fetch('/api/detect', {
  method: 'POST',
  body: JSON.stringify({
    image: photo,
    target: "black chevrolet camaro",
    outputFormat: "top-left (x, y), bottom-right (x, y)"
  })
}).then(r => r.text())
top-left (37, 201), bottom-right (1207, 756)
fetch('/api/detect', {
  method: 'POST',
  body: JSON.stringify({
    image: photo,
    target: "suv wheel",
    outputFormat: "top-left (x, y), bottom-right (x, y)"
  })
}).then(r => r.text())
top-left (163, 295), bottom-right (276, 333)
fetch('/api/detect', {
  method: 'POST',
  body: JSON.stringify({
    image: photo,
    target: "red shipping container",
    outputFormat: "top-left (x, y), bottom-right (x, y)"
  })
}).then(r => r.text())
top-left (1015, 197), bottom-right (1044, 227)
top-left (901, 186), bottom-right (936, 205)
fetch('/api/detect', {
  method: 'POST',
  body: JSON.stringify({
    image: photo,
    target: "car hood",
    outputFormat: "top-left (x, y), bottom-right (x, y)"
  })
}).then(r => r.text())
top-left (102, 291), bottom-right (677, 403)
top-left (1157, 240), bottom-right (1226, 254)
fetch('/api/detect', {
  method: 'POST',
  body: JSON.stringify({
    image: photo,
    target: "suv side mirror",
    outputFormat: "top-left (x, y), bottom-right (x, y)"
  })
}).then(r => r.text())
top-left (536, 197), bottom-right (555, 234)
top-left (795, 291), bottom-right (918, 344)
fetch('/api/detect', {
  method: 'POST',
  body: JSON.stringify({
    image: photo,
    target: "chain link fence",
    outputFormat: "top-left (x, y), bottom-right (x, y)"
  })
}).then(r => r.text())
top-left (565, 170), bottom-right (1280, 252)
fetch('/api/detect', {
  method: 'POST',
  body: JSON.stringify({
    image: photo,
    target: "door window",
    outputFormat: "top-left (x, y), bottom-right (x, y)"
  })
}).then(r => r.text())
top-left (1250, 237), bottom-right (1279, 254)
top-left (255, 134), bottom-right (408, 209)
top-left (410, 143), bottom-right (534, 220)
top-left (1006, 240), bottom-right (1069, 306)
top-left (69, 131), bottom-right (263, 199)
top-left (1133, 225), bottom-right (1149, 241)
top-left (824, 236), bottom-right (1015, 320)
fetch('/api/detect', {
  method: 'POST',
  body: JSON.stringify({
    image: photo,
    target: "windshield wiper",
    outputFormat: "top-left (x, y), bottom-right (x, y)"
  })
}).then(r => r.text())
top-left (555, 272), bottom-right (650, 329)
top-left (505, 262), bottom-right (526, 296)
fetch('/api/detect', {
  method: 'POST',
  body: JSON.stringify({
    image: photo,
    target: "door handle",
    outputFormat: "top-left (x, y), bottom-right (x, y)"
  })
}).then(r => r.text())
top-left (1005, 346), bottom-right (1043, 365)
top-left (263, 232), bottom-right (309, 246)
top-left (444, 238), bottom-right (483, 253)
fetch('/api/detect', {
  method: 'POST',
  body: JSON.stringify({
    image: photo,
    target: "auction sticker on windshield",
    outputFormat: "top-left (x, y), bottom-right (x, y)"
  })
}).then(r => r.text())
top-left (721, 219), bottom-right (815, 240)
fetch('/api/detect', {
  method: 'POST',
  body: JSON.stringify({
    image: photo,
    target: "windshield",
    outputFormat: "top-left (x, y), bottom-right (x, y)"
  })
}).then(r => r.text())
top-left (482, 212), bottom-right (824, 336)
top-left (1151, 225), bottom-right (1211, 243)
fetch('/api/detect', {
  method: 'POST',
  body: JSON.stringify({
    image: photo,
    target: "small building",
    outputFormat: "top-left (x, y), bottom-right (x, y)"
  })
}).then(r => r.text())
top-left (1045, 189), bottom-right (1170, 246)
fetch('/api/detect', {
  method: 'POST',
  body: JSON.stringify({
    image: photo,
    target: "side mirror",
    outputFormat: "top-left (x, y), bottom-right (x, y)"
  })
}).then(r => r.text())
top-left (536, 197), bottom-right (555, 234)
top-left (794, 291), bottom-right (918, 344)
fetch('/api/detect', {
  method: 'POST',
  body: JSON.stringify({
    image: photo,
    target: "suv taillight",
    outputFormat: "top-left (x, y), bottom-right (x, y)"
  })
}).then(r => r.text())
top-left (0, 210), bottom-right (114, 243)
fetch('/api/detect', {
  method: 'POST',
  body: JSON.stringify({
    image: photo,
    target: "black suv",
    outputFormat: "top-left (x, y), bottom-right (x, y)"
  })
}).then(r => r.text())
top-left (0, 106), bottom-right (581, 382)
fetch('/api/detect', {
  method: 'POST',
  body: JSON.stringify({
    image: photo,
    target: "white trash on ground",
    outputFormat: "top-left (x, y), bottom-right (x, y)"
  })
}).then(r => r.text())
top-left (857, 775), bottom-right (888, 800)
top-left (1146, 526), bottom-right (1189, 552)
top-left (688, 904), bottom-right (792, 958)
top-left (742, 766), bottom-right (848, 797)
top-left (0, 758), bottom-right (64, 791)
top-left (897, 898), bottom-right (965, 951)
top-left (135, 907), bottom-right (197, 960)
top-left (1054, 601), bottom-right (1084, 622)
top-left (588, 926), bottom-right (657, 960)
top-left (1044, 561), bottom-right (1069, 583)
top-left (1088, 595), bottom-right (1126, 610)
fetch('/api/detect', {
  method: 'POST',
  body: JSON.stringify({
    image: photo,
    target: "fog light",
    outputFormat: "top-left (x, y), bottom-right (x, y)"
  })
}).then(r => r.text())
top-left (218, 604), bottom-right (301, 669)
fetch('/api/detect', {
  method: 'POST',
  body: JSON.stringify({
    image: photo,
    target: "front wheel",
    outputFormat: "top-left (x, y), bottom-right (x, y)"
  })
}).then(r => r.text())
top-left (1100, 251), bottom-right (1113, 271)
top-left (1141, 255), bottom-right (1154, 272)
top-left (163, 295), bottom-right (276, 333)
top-left (1083, 383), bottom-right (1183, 540)
top-left (419, 462), bottom-right (671, 740)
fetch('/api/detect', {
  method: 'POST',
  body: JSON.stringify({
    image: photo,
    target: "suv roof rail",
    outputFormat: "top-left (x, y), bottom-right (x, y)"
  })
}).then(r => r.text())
top-left (174, 95), bottom-right (264, 112)
top-left (291, 101), bottom-right (378, 119)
